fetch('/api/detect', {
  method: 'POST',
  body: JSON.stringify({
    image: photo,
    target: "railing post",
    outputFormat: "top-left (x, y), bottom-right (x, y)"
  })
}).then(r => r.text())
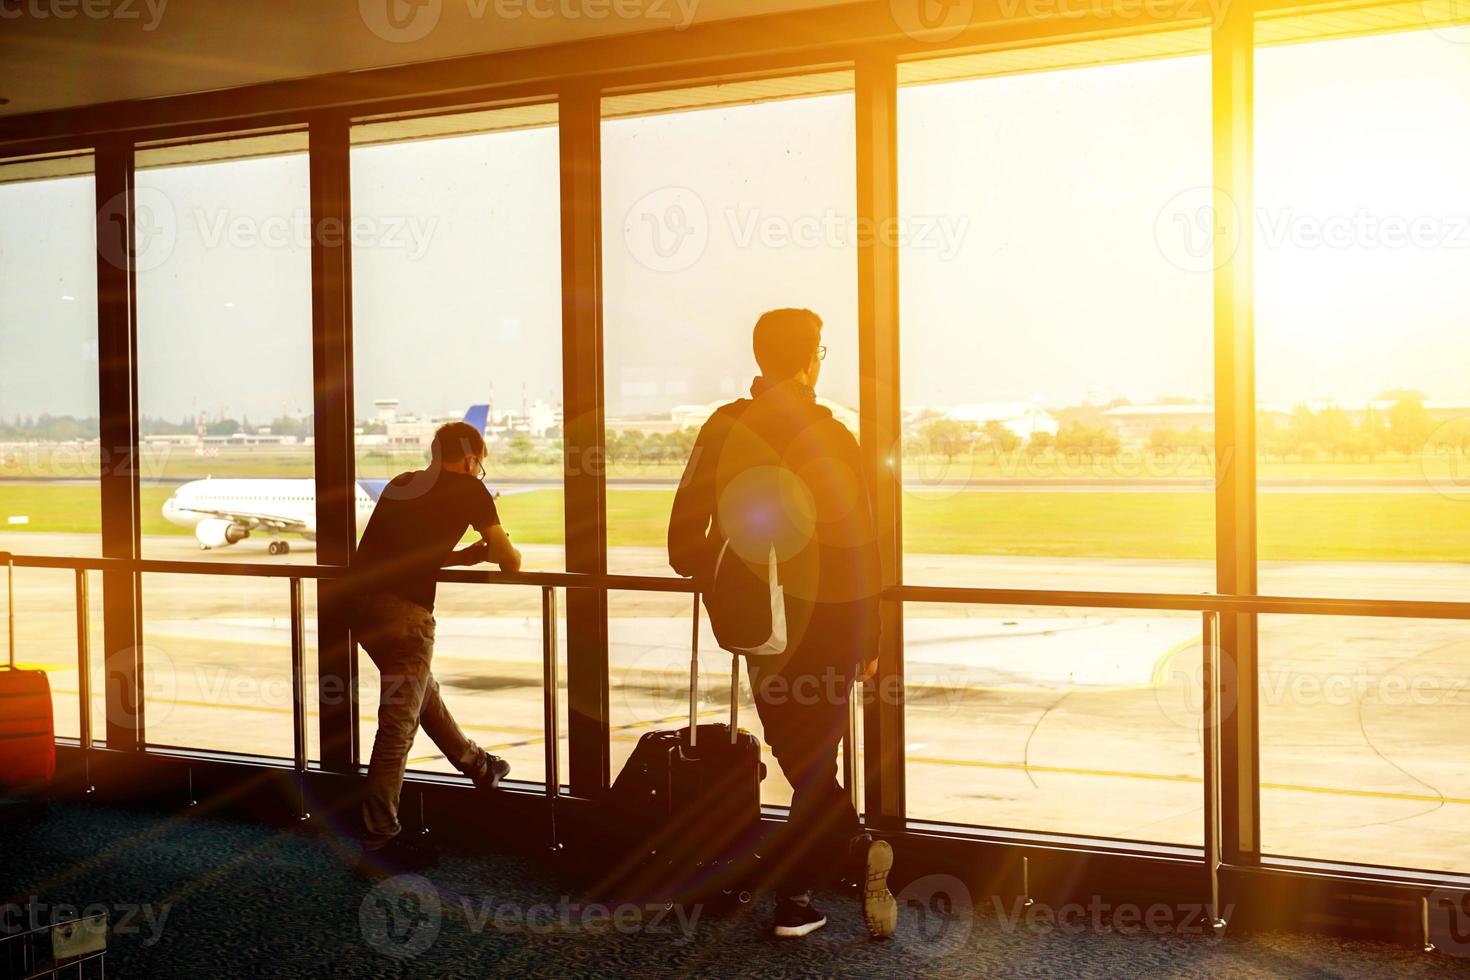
top-left (289, 577), bottom-right (310, 821)
top-left (1203, 610), bottom-right (1227, 936)
top-left (74, 569), bottom-right (94, 794)
top-left (542, 585), bottom-right (561, 851)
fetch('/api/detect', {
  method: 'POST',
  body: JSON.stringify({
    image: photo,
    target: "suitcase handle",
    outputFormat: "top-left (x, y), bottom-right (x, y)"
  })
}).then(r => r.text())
top-left (687, 592), bottom-right (739, 751)
top-left (1, 552), bottom-right (12, 669)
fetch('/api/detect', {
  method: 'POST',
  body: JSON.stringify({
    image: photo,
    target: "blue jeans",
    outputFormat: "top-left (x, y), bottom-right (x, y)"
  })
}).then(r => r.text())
top-left (354, 593), bottom-right (490, 850)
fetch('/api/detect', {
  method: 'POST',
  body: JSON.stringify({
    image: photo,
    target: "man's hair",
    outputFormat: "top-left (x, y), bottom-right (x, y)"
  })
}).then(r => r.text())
top-left (431, 421), bottom-right (486, 466)
top-left (752, 308), bottom-right (822, 380)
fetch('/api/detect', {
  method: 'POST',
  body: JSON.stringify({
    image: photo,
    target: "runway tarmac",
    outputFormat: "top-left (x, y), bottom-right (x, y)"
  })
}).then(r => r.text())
top-left (3, 530), bottom-right (1467, 874)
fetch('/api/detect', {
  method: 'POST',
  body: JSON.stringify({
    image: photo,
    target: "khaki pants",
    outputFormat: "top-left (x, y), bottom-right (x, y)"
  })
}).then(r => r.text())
top-left (354, 593), bottom-right (489, 850)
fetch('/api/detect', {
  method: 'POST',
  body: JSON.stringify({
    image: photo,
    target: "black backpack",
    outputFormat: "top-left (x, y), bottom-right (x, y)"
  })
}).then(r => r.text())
top-left (701, 401), bottom-right (788, 659)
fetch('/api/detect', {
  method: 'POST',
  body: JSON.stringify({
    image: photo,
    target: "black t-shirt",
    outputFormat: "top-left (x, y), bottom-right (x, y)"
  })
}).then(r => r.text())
top-left (351, 468), bottom-right (499, 612)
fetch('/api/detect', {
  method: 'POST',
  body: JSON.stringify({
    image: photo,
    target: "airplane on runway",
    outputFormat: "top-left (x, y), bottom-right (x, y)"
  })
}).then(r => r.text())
top-left (161, 405), bottom-right (514, 554)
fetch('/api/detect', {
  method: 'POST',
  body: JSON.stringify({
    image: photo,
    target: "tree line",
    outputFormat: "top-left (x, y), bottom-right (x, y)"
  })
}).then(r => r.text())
top-left (908, 395), bottom-right (1464, 463)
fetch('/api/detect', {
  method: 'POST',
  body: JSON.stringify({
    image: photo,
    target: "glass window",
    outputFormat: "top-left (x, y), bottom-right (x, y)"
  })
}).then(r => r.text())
top-left (1255, 28), bottom-right (1470, 601)
top-left (141, 573), bottom-right (320, 760)
top-left (9, 567), bottom-right (105, 745)
top-left (356, 583), bottom-right (567, 786)
top-left (897, 46), bottom-right (1215, 594)
top-left (134, 132), bottom-right (316, 563)
top-left (1257, 615), bottom-right (1470, 873)
top-left (600, 74), bottom-right (860, 578)
top-left (904, 601), bottom-right (1205, 844)
top-left (0, 155), bottom-right (100, 557)
top-left (350, 105), bottom-right (565, 570)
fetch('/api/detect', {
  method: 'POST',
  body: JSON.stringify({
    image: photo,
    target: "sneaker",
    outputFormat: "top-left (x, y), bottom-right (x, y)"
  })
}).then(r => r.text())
top-left (862, 839), bottom-right (897, 940)
top-left (773, 898), bottom-right (828, 938)
top-left (472, 754), bottom-right (512, 791)
top-left (355, 834), bottom-right (439, 880)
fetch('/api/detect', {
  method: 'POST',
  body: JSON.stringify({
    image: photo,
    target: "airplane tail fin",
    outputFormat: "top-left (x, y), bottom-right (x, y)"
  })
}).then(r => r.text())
top-left (462, 404), bottom-right (490, 437)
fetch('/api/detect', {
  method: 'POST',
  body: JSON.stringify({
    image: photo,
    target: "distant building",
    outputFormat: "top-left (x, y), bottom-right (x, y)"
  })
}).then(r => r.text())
top-left (932, 403), bottom-right (1059, 440)
top-left (667, 398), bottom-right (860, 433)
top-left (1103, 403), bottom-right (1214, 442)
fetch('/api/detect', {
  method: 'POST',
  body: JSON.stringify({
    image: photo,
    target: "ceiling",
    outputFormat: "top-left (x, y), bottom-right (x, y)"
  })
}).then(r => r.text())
top-left (0, 0), bottom-right (858, 117)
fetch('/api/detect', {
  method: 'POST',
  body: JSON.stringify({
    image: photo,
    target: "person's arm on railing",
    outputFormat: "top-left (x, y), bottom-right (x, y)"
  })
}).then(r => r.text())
top-left (446, 524), bottom-right (522, 573)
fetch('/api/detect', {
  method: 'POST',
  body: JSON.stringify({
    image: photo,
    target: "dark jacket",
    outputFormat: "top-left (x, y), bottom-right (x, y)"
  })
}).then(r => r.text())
top-left (668, 377), bottom-right (881, 663)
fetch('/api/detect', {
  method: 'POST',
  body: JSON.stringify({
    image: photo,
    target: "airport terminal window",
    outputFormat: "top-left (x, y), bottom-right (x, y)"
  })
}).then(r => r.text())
top-left (599, 75), bottom-right (861, 579)
top-left (350, 105), bottom-right (565, 570)
top-left (896, 48), bottom-right (1214, 595)
top-left (894, 49), bottom-right (1213, 841)
top-left (1252, 26), bottom-right (1470, 874)
top-left (134, 133), bottom-right (317, 564)
top-left (356, 583), bottom-right (567, 785)
top-left (12, 567), bottom-right (105, 745)
top-left (0, 156), bottom-right (101, 557)
top-left (1257, 615), bottom-right (1470, 873)
top-left (1254, 28), bottom-right (1470, 602)
top-left (141, 573), bottom-right (320, 761)
top-left (349, 107), bottom-right (567, 776)
top-left (903, 601), bottom-right (1205, 844)
top-left (600, 76), bottom-right (860, 799)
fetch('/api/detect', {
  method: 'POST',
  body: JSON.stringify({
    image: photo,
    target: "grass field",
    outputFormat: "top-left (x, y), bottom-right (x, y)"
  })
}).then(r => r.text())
top-left (3, 483), bottom-right (1469, 562)
top-left (7, 445), bottom-right (1470, 483)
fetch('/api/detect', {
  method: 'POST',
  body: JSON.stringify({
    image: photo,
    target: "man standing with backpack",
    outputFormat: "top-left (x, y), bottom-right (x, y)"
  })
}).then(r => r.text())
top-left (667, 307), bottom-right (897, 939)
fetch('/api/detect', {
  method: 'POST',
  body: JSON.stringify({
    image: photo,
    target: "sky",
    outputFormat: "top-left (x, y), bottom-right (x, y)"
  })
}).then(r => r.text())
top-left (2, 28), bottom-right (1468, 425)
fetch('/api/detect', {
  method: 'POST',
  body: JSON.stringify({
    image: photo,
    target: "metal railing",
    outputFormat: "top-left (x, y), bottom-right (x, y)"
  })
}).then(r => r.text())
top-left (7, 549), bottom-right (1470, 915)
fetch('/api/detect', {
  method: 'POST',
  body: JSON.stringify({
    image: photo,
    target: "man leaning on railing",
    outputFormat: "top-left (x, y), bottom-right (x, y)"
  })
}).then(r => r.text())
top-left (346, 421), bottom-right (522, 879)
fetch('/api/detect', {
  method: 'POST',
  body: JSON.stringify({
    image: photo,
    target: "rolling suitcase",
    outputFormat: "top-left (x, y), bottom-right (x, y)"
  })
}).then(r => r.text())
top-left (0, 552), bottom-right (57, 788)
top-left (597, 601), bottom-right (766, 907)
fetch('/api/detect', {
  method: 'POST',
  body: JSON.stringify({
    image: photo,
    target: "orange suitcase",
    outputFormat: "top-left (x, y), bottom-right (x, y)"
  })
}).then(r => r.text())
top-left (0, 553), bottom-right (56, 788)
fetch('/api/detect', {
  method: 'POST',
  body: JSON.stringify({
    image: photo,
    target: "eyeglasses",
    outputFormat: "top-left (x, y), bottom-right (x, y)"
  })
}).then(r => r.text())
top-left (475, 460), bottom-right (487, 481)
top-left (816, 345), bottom-right (828, 361)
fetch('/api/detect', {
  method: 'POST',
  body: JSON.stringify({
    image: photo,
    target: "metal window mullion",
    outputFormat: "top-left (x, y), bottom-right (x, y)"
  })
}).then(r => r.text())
top-left (1211, 0), bottom-right (1261, 865)
top-left (855, 55), bottom-right (905, 830)
top-left (558, 86), bottom-right (612, 796)
top-left (308, 112), bottom-right (359, 773)
top-left (94, 137), bottom-right (144, 753)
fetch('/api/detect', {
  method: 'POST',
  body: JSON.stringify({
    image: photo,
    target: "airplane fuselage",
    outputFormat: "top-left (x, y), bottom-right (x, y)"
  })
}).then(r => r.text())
top-left (162, 478), bottom-right (378, 551)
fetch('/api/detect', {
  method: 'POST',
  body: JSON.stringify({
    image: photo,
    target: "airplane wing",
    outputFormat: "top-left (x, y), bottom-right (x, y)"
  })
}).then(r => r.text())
top-left (187, 508), bottom-right (313, 536)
